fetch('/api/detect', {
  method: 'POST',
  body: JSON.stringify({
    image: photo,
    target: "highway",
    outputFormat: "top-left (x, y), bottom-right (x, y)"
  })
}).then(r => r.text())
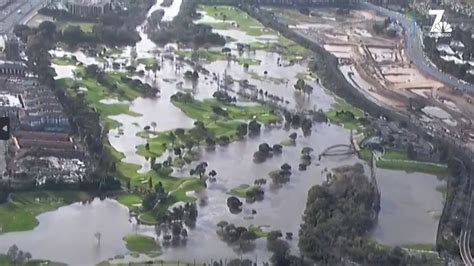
top-left (0, 0), bottom-right (43, 33)
top-left (360, 2), bottom-right (474, 94)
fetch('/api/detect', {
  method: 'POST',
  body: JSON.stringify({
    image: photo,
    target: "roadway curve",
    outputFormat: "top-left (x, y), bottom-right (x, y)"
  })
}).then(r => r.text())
top-left (360, 2), bottom-right (474, 95)
top-left (0, 0), bottom-right (43, 33)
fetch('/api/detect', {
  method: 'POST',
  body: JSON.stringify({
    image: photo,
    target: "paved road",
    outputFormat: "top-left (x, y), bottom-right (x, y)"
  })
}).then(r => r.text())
top-left (0, 0), bottom-right (43, 33)
top-left (360, 2), bottom-right (474, 94)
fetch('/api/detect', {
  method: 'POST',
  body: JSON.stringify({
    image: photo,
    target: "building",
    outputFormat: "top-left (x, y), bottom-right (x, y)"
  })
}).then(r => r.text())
top-left (63, 0), bottom-right (112, 17)
top-left (0, 35), bottom-right (25, 77)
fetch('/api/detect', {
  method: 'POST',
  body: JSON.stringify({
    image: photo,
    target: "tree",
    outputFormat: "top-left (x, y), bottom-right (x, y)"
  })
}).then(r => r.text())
top-left (148, 177), bottom-right (153, 189)
top-left (145, 142), bottom-right (150, 151)
top-left (217, 220), bottom-right (228, 229)
top-left (185, 140), bottom-right (194, 151)
top-left (7, 245), bottom-right (18, 262)
top-left (151, 122), bottom-right (157, 132)
top-left (126, 180), bottom-right (131, 191)
top-left (169, 132), bottom-right (176, 145)
top-left (175, 128), bottom-right (185, 137)
top-left (289, 132), bottom-right (297, 143)
top-left (181, 228), bottom-right (188, 239)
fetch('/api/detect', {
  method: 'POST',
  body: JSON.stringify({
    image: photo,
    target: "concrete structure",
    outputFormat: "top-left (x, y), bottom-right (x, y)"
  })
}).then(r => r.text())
top-left (0, 60), bottom-right (27, 76)
top-left (63, 0), bottom-right (112, 17)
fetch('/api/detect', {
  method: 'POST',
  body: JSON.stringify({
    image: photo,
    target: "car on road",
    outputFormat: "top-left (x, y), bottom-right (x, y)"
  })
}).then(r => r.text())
top-left (17, 9), bottom-right (21, 14)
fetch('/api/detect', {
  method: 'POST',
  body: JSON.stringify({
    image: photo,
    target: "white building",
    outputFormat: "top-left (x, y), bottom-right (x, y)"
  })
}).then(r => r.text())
top-left (63, 0), bottom-right (112, 17)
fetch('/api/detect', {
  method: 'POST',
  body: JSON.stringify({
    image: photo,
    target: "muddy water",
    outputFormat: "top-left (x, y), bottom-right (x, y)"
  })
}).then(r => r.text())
top-left (0, 199), bottom-right (137, 265)
top-left (371, 169), bottom-right (444, 246)
top-left (7, 0), bottom-right (447, 263)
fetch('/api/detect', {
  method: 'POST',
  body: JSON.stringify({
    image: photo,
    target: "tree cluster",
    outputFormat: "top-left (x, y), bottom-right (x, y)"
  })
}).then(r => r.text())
top-left (149, 1), bottom-right (226, 48)
top-left (216, 221), bottom-right (259, 252)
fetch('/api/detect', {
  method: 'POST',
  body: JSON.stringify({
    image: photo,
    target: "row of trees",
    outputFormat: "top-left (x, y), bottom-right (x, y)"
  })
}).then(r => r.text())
top-left (148, 1), bottom-right (226, 47)
top-left (40, 0), bottom-right (155, 47)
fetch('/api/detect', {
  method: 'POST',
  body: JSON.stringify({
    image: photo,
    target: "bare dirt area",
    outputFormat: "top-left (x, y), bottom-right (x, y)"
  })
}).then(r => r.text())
top-left (272, 7), bottom-right (474, 147)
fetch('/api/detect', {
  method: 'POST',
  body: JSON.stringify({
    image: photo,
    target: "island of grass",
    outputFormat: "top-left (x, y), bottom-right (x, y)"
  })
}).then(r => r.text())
top-left (230, 184), bottom-right (260, 198)
top-left (55, 65), bottom-right (158, 129)
top-left (0, 191), bottom-right (90, 233)
top-left (105, 144), bottom-right (204, 224)
top-left (198, 5), bottom-right (275, 36)
top-left (198, 5), bottom-right (311, 61)
top-left (325, 99), bottom-right (366, 132)
top-left (123, 234), bottom-right (161, 257)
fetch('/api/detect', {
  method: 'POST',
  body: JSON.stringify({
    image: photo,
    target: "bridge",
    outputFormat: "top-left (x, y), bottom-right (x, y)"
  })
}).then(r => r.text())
top-left (319, 130), bottom-right (360, 158)
top-left (319, 144), bottom-right (356, 157)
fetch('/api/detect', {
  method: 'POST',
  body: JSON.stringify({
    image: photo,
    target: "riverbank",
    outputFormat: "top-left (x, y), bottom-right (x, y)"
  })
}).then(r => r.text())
top-left (0, 191), bottom-right (91, 233)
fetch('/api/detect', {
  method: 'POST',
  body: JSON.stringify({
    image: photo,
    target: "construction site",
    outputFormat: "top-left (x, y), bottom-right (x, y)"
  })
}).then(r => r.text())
top-left (272, 7), bottom-right (474, 148)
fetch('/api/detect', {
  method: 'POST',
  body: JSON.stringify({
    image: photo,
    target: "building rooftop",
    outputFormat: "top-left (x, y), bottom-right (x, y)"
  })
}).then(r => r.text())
top-left (0, 93), bottom-right (21, 107)
top-left (65, 0), bottom-right (111, 6)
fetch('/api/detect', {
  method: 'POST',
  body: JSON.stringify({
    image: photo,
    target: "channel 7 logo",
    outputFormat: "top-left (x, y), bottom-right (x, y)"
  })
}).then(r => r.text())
top-left (427, 9), bottom-right (452, 38)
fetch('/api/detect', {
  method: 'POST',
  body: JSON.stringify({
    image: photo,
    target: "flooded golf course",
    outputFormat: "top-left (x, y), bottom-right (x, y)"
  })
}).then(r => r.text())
top-left (0, 1), bottom-right (446, 264)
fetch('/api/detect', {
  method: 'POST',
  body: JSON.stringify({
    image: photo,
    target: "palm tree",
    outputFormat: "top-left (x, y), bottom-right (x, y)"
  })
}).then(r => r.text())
top-left (151, 121), bottom-right (157, 132)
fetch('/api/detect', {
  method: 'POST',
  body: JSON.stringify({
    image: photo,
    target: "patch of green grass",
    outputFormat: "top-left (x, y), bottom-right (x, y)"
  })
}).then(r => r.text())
top-left (52, 56), bottom-right (77, 66)
top-left (248, 224), bottom-right (269, 238)
top-left (58, 20), bottom-right (95, 32)
top-left (123, 234), bottom-right (161, 257)
top-left (173, 98), bottom-right (280, 125)
top-left (383, 150), bottom-right (409, 160)
top-left (325, 99), bottom-right (365, 131)
top-left (57, 71), bottom-right (142, 130)
top-left (376, 159), bottom-right (449, 176)
top-left (117, 194), bottom-right (142, 208)
top-left (230, 184), bottom-right (259, 198)
top-left (0, 191), bottom-right (90, 233)
top-left (198, 5), bottom-right (273, 36)
top-left (136, 97), bottom-right (280, 158)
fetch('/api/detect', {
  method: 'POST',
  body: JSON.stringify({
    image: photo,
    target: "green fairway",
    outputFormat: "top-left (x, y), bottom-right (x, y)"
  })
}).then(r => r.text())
top-left (199, 5), bottom-right (273, 36)
top-left (116, 194), bottom-right (143, 208)
top-left (123, 234), bottom-right (161, 257)
top-left (0, 191), bottom-right (90, 233)
top-left (198, 5), bottom-right (310, 60)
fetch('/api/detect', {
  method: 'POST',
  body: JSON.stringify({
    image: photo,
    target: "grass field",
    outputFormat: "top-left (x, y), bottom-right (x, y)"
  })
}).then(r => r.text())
top-left (198, 5), bottom-right (273, 36)
top-left (116, 194), bottom-right (143, 208)
top-left (57, 70), bottom-right (143, 130)
top-left (325, 99), bottom-right (365, 131)
top-left (0, 191), bottom-right (90, 233)
top-left (230, 184), bottom-right (259, 198)
top-left (123, 234), bottom-right (161, 257)
top-left (58, 21), bottom-right (95, 32)
top-left (198, 5), bottom-right (310, 60)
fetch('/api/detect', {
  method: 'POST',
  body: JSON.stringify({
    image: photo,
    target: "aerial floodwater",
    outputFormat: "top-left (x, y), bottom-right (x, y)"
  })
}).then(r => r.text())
top-left (0, 0), bottom-right (448, 264)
